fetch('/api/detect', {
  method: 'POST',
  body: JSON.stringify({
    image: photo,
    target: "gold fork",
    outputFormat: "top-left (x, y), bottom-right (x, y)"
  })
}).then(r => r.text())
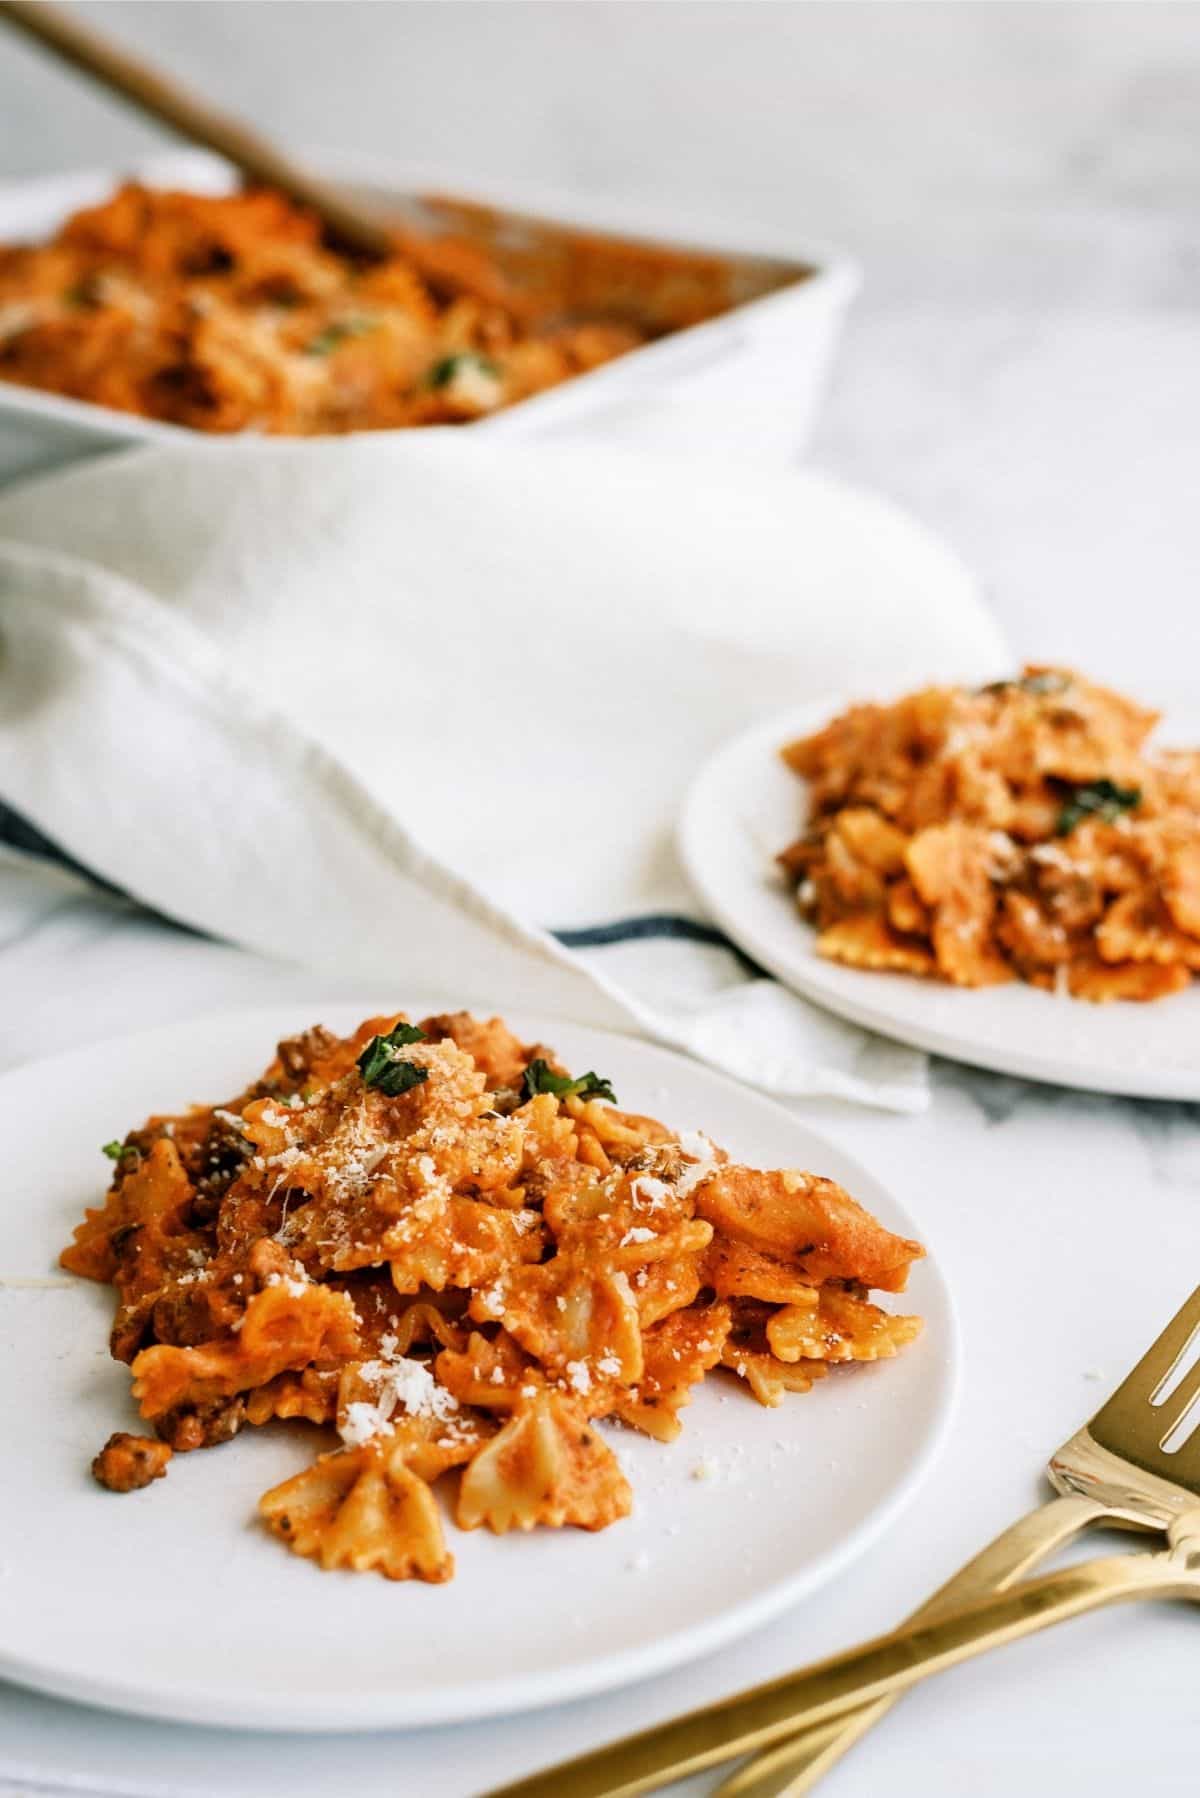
top-left (716, 1278), bottom-right (1200, 1798)
top-left (487, 1282), bottom-right (1200, 1798)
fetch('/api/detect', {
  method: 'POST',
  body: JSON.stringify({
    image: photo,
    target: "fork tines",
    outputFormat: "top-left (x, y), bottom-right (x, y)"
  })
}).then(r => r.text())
top-left (1091, 1285), bottom-right (1200, 1487)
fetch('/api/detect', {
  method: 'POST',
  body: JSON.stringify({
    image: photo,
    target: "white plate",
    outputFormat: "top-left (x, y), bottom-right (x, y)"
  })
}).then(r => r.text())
top-left (680, 701), bottom-right (1200, 1099)
top-left (0, 1002), bottom-right (954, 1733)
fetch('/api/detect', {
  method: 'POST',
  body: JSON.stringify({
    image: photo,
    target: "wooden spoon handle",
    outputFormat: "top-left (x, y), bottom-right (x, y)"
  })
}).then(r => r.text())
top-left (0, 0), bottom-right (391, 257)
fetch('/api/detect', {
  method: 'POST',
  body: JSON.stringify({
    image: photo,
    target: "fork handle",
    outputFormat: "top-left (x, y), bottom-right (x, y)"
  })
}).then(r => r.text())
top-left (486, 1549), bottom-right (1187, 1798)
top-left (714, 1490), bottom-right (1105, 1798)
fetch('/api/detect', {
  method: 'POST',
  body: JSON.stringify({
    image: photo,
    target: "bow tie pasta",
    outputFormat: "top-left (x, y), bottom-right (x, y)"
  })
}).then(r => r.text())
top-left (780, 669), bottom-right (1200, 1002)
top-left (64, 1010), bottom-right (923, 1584)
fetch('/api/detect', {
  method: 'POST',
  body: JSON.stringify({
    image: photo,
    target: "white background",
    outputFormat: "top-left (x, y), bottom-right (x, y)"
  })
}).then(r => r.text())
top-left (2, 6), bottom-right (1200, 1796)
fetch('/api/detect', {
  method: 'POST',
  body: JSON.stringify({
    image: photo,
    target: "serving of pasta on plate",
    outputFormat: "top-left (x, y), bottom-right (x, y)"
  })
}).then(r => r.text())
top-left (62, 1009), bottom-right (924, 1587)
top-left (779, 668), bottom-right (1200, 1003)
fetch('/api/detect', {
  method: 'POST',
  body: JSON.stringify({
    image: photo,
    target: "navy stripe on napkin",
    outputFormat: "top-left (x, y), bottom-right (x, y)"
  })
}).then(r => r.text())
top-left (0, 799), bottom-right (764, 973)
top-left (555, 911), bottom-right (765, 975)
top-left (0, 801), bottom-right (132, 903)
top-left (555, 914), bottom-right (732, 952)
top-left (0, 800), bottom-right (205, 935)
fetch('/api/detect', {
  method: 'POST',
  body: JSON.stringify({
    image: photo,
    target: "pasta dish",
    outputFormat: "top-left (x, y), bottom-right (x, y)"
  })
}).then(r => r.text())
top-left (64, 1009), bottom-right (923, 1583)
top-left (0, 184), bottom-right (733, 435)
top-left (779, 668), bottom-right (1200, 1001)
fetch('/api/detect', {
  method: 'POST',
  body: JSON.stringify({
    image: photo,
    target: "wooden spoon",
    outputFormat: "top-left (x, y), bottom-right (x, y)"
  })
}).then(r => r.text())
top-left (0, 0), bottom-right (392, 258)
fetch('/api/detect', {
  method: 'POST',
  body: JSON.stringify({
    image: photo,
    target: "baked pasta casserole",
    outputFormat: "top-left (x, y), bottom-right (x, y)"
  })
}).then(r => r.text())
top-left (0, 183), bottom-right (734, 434)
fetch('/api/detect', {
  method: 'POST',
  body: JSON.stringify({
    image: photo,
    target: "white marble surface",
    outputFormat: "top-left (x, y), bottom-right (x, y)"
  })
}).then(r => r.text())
top-left (3, 857), bottom-right (1200, 1798)
top-left (2, 5), bottom-right (1200, 1795)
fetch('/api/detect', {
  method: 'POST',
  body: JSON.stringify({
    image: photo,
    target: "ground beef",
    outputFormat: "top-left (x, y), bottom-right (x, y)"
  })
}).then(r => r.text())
top-left (154, 1396), bottom-right (247, 1453)
top-left (91, 1432), bottom-right (172, 1492)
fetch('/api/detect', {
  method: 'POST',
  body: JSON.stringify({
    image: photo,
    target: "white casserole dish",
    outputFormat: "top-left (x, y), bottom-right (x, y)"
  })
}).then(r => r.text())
top-left (0, 148), bottom-right (859, 482)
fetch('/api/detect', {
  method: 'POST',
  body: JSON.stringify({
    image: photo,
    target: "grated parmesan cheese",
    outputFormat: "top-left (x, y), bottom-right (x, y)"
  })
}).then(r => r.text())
top-left (632, 1175), bottom-right (672, 1209)
top-left (265, 1272), bottom-right (309, 1298)
top-left (675, 1132), bottom-right (717, 1197)
top-left (338, 1356), bottom-right (459, 1447)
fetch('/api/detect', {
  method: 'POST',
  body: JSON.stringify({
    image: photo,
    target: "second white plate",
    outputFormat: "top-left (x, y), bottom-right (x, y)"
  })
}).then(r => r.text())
top-left (680, 702), bottom-right (1200, 1099)
top-left (0, 1002), bottom-right (954, 1732)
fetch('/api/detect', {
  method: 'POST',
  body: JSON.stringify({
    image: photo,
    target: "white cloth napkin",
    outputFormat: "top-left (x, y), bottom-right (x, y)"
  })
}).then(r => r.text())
top-left (0, 436), bottom-right (1006, 1109)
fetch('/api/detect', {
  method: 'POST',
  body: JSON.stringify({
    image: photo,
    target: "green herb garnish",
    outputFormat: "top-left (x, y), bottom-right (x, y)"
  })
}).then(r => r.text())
top-left (63, 279), bottom-right (99, 310)
top-left (427, 351), bottom-right (499, 389)
top-left (520, 1059), bottom-right (617, 1105)
top-left (101, 1140), bottom-right (125, 1160)
top-left (1056, 778), bottom-right (1142, 836)
top-left (357, 1022), bottom-right (429, 1096)
top-left (980, 672), bottom-right (1071, 698)
top-left (304, 316), bottom-right (376, 356)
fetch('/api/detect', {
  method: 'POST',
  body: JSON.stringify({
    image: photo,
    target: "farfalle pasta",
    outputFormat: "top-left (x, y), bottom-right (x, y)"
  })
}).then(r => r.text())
top-left (779, 669), bottom-right (1200, 1001)
top-left (64, 1009), bottom-right (923, 1582)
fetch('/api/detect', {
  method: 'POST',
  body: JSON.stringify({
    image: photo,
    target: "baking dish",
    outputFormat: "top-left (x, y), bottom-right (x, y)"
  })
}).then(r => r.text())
top-left (0, 148), bottom-right (859, 482)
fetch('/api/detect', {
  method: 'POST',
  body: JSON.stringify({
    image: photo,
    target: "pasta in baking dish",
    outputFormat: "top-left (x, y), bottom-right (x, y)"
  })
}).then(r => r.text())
top-left (63, 1010), bottom-right (923, 1584)
top-left (779, 668), bottom-right (1200, 1002)
top-left (0, 183), bottom-right (729, 435)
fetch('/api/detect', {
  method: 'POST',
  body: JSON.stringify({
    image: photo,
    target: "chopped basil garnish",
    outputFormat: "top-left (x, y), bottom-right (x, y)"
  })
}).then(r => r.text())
top-left (980, 672), bottom-right (1071, 698)
top-left (304, 316), bottom-right (376, 356)
top-left (357, 1022), bottom-right (429, 1096)
top-left (521, 1059), bottom-right (617, 1105)
top-left (428, 351), bottom-right (499, 389)
top-left (1056, 778), bottom-right (1142, 836)
top-left (101, 1140), bottom-right (125, 1161)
